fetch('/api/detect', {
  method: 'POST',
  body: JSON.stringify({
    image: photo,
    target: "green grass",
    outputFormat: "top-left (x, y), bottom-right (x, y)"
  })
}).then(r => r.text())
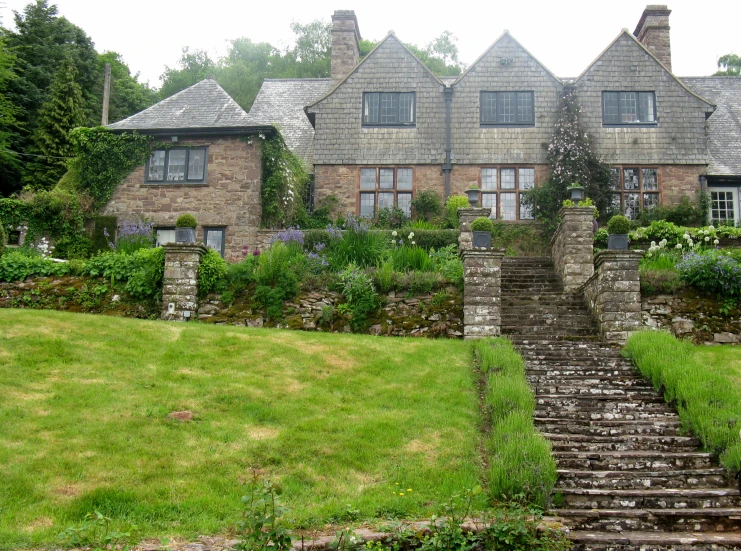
top-left (0, 310), bottom-right (479, 549)
top-left (474, 338), bottom-right (556, 509)
top-left (624, 331), bottom-right (741, 472)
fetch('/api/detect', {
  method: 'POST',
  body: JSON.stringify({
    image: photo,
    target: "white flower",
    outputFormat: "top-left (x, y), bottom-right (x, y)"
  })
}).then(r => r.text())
top-left (676, 243), bottom-right (683, 249)
top-left (651, 241), bottom-right (656, 247)
top-left (408, 232), bottom-right (414, 239)
top-left (391, 230), bottom-right (397, 237)
top-left (411, 241), bottom-right (416, 245)
top-left (709, 225), bottom-right (715, 231)
top-left (705, 236), bottom-right (710, 242)
top-left (683, 233), bottom-right (691, 240)
top-left (714, 239), bottom-right (720, 245)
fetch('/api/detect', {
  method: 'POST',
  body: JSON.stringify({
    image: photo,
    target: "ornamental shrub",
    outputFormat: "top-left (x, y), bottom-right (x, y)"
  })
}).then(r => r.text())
top-left (336, 263), bottom-right (377, 330)
top-left (429, 244), bottom-right (464, 289)
top-left (326, 216), bottom-right (388, 270)
top-left (0, 221), bottom-right (6, 257)
top-left (253, 242), bottom-right (301, 319)
top-left (471, 217), bottom-right (495, 232)
top-left (227, 255), bottom-right (259, 292)
top-left (607, 215), bottom-right (630, 235)
top-left (390, 245), bottom-right (433, 272)
top-left (115, 219), bottom-right (154, 254)
top-left (175, 214), bottom-right (197, 228)
top-left (375, 206), bottom-right (407, 229)
top-left (676, 251), bottom-right (741, 299)
top-left (124, 247), bottom-right (165, 300)
top-left (444, 195), bottom-right (470, 228)
top-left (0, 250), bottom-right (70, 281)
top-left (410, 190), bottom-right (443, 221)
top-left (198, 249), bottom-right (228, 297)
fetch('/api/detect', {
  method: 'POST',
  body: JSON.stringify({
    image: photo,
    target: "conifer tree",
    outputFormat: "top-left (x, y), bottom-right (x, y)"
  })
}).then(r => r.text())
top-left (23, 57), bottom-right (85, 189)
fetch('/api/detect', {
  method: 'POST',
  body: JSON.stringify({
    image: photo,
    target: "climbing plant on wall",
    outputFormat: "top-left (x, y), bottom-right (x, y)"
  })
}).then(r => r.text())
top-left (68, 126), bottom-right (153, 209)
top-left (259, 132), bottom-right (310, 228)
top-left (522, 87), bottom-right (612, 234)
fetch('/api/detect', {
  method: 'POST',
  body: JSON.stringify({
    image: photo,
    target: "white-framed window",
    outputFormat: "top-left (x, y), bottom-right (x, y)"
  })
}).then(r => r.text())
top-left (708, 188), bottom-right (739, 226)
top-left (477, 167), bottom-right (536, 221)
top-left (155, 228), bottom-right (176, 247)
top-left (358, 167), bottom-right (414, 218)
top-left (146, 148), bottom-right (207, 183)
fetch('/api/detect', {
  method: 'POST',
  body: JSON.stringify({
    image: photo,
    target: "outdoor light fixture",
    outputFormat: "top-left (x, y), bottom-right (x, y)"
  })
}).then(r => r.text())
top-left (171, 136), bottom-right (178, 142)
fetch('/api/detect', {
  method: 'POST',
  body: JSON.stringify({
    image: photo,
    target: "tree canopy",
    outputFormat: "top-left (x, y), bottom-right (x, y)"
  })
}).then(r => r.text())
top-left (714, 53), bottom-right (741, 76)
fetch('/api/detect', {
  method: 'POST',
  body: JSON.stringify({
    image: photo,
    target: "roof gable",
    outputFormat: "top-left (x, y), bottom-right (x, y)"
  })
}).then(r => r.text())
top-left (575, 30), bottom-right (715, 110)
top-left (452, 32), bottom-right (561, 86)
top-left (108, 77), bottom-right (253, 132)
top-left (306, 32), bottom-right (444, 110)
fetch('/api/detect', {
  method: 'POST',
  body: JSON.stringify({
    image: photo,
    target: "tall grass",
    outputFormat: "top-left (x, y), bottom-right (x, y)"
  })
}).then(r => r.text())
top-left (326, 217), bottom-right (388, 270)
top-left (473, 338), bottom-right (556, 508)
top-left (391, 245), bottom-right (433, 272)
top-left (624, 331), bottom-right (741, 472)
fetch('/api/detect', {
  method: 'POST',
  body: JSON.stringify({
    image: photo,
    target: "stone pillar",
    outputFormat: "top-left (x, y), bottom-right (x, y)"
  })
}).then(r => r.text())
top-left (582, 250), bottom-right (643, 344)
top-left (331, 10), bottom-right (361, 85)
top-left (458, 207), bottom-right (491, 252)
top-left (633, 5), bottom-right (672, 71)
top-left (462, 249), bottom-right (504, 340)
top-left (551, 207), bottom-right (594, 292)
top-left (162, 244), bottom-right (207, 321)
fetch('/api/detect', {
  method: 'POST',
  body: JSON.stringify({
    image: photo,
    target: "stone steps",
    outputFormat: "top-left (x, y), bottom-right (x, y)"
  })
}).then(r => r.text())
top-left (556, 469), bottom-right (729, 490)
top-left (569, 530), bottom-right (741, 550)
top-left (498, 256), bottom-right (741, 547)
top-left (558, 488), bottom-right (741, 509)
top-left (534, 418), bottom-right (682, 437)
top-left (545, 433), bottom-right (701, 453)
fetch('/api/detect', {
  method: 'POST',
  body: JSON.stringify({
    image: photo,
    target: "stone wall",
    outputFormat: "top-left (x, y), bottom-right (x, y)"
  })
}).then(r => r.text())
top-left (102, 136), bottom-right (262, 260)
top-left (162, 244), bottom-right (207, 321)
top-left (642, 292), bottom-right (741, 344)
top-left (462, 249), bottom-right (503, 339)
top-left (582, 250), bottom-right (643, 343)
top-left (551, 207), bottom-right (595, 292)
top-left (660, 164), bottom-right (705, 205)
top-left (198, 288), bottom-right (463, 338)
top-left (457, 207), bottom-right (490, 252)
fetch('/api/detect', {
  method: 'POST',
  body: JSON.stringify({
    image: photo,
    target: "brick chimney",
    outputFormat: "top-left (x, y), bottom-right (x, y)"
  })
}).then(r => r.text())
top-left (633, 5), bottom-right (672, 72)
top-left (331, 10), bottom-right (361, 85)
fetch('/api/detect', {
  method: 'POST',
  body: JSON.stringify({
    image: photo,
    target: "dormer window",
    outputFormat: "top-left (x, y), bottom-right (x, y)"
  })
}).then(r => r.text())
top-left (602, 92), bottom-right (656, 125)
top-left (362, 93), bottom-right (416, 126)
top-left (480, 92), bottom-right (535, 126)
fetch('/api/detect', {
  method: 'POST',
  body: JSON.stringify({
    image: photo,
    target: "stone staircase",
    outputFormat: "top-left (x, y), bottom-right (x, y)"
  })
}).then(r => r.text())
top-left (500, 257), bottom-right (741, 551)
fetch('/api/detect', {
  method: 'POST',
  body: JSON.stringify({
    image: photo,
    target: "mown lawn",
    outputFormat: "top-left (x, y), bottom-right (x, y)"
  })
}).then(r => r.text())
top-left (0, 310), bottom-right (479, 549)
top-left (692, 344), bottom-right (741, 386)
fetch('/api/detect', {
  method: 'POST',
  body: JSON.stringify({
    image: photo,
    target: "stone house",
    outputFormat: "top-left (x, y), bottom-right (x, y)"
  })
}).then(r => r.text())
top-left (103, 77), bottom-right (274, 259)
top-left (250, 6), bottom-right (741, 226)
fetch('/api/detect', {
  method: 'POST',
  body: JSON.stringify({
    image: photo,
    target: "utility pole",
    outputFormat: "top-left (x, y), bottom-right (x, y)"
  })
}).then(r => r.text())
top-left (101, 63), bottom-right (111, 125)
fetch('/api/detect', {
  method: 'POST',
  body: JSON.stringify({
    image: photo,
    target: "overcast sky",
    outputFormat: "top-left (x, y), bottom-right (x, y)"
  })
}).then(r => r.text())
top-left (1, 0), bottom-right (738, 89)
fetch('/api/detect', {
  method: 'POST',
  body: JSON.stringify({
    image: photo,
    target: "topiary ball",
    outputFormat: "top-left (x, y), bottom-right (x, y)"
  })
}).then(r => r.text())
top-left (607, 215), bottom-right (631, 235)
top-left (175, 214), bottom-right (198, 228)
top-left (471, 217), bottom-right (495, 232)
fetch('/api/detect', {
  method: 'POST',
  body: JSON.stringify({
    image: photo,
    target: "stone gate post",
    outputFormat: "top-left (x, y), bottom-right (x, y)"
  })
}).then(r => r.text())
top-left (551, 207), bottom-right (595, 292)
top-left (162, 244), bottom-right (207, 321)
top-left (462, 249), bottom-right (504, 339)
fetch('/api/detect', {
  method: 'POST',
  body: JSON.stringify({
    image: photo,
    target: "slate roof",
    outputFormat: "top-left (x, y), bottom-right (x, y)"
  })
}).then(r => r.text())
top-left (245, 78), bottom-right (332, 168)
top-left (682, 77), bottom-right (741, 176)
top-left (108, 77), bottom-right (254, 132)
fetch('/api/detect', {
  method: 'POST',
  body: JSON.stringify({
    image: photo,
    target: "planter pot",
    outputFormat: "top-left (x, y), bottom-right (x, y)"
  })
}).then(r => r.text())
top-left (608, 234), bottom-right (629, 250)
top-left (175, 227), bottom-right (196, 244)
top-left (465, 189), bottom-right (480, 207)
top-left (472, 231), bottom-right (492, 248)
top-left (569, 185), bottom-right (585, 202)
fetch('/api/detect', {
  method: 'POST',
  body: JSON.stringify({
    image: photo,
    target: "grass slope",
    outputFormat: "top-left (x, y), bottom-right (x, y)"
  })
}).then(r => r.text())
top-left (0, 310), bottom-right (478, 549)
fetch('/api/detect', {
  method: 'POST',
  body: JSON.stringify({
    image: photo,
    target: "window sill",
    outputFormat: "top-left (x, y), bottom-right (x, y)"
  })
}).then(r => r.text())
top-left (361, 124), bottom-right (416, 129)
top-left (142, 182), bottom-right (209, 187)
top-left (480, 123), bottom-right (535, 128)
top-left (602, 124), bottom-right (658, 128)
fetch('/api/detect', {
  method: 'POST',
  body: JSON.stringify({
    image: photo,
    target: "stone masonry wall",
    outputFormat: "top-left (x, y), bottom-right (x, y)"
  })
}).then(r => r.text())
top-left (462, 249), bottom-right (503, 339)
top-left (450, 33), bottom-right (562, 165)
top-left (551, 207), bottom-right (595, 292)
top-left (162, 244), bottom-right (206, 321)
top-left (582, 250), bottom-right (643, 343)
top-left (102, 137), bottom-right (262, 260)
top-left (458, 208), bottom-right (491, 252)
top-left (330, 11), bottom-right (360, 85)
top-left (574, 33), bottom-right (711, 166)
top-left (661, 164), bottom-right (705, 205)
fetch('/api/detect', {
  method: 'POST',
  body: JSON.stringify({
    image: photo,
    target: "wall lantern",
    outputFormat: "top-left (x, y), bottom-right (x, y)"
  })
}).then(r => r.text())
top-left (569, 184), bottom-right (585, 202)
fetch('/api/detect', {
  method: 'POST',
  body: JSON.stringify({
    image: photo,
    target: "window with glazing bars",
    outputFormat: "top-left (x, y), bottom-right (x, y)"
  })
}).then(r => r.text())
top-left (478, 167), bottom-right (536, 220)
top-left (608, 167), bottom-right (660, 219)
top-left (480, 92), bottom-right (535, 125)
top-left (602, 92), bottom-right (656, 125)
top-left (359, 168), bottom-right (414, 218)
top-left (146, 148), bottom-right (207, 183)
top-left (363, 93), bottom-right (415, 126)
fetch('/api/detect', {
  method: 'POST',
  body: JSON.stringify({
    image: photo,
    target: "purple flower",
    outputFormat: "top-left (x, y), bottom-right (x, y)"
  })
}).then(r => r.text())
top-left (270, 226), bottom-right (304, 246)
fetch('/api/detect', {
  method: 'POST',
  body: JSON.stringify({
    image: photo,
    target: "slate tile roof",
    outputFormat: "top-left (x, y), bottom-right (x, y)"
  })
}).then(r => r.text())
top-left (108, 77), bottom-right (253, 132)
top-left (681, 77), bottom-right (741, 176)
top-left (245, 78), bottom-right (332, 168)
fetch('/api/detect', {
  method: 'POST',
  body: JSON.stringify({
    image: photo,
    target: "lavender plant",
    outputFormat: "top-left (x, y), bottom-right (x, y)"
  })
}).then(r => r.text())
top-left (111, 220), bottom-right (154, 254)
